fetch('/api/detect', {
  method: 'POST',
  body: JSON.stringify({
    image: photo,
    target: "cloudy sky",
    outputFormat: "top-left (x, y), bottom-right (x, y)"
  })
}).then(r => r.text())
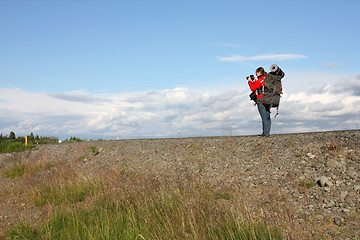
top-left (1, 0), bottom-right (359, 140)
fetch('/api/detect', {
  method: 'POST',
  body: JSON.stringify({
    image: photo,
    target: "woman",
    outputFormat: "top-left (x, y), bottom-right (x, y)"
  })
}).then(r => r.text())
top-left (248, 67), bottom-right (271, 137)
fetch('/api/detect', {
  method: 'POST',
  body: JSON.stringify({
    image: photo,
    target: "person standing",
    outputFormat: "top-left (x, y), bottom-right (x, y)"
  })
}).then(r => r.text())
top-left (248, 67), bottom-right (271, 137)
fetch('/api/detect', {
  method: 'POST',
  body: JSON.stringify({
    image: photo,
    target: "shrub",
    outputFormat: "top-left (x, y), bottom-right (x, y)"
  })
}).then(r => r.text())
top-left (0, 141), bottom-right (32, 153)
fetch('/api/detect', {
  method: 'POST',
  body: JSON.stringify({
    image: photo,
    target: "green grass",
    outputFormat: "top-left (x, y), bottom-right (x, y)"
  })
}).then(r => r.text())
top-left (8, 196), bottom-right (282, 240)
top-left (300, 180), bottom-right (316, 189)
top-left (31, 181), bottom-right (97, 207)
top-left (214, 191), bottom-right (232, 200)
top-left (2, 161), bottom-right (58, 179)
top-left (8, 178), bottom-right (283, 240)
top-left (208, 219), bottom-right (283, 240)
top-left (6, 223), bottom-right (40, 240)
top-left (2, 162), bottom-right (27, 178)
top-left (35, 195), bottom-right (281, 240)
top-left (4, 151), bottom-right (283, 240)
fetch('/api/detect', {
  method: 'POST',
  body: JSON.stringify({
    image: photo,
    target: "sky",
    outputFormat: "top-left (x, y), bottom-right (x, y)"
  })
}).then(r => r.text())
top-left (1, 0), bottom-right (360, 140)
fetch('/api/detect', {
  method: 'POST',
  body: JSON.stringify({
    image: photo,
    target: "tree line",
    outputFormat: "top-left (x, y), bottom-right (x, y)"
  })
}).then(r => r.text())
top-left (0, 131), bottom-right (59, 144)
top-left (0, 131), bottom-right (90, 153)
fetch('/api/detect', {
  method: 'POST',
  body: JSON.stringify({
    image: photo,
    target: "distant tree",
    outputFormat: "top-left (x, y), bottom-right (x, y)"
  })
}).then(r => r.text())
top-left (28, 132), bottom-right (35, 143)
top-left (17, 136), bottom-right (25, 144)
top-left (9, 131), bottom-right (16, 140)
top-left (63, 136), bottom-right (84, 143)
top-left (1, 134), bottom-right (8, 142)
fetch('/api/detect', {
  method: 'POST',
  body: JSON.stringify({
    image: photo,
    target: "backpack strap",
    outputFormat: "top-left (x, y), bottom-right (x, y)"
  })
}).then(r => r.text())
top-left (274, 106), bottom-right (279, 118)
top-left (269, 103), bottom-right (279, 118)
top-left (274, 94), bottom-right (282, 118)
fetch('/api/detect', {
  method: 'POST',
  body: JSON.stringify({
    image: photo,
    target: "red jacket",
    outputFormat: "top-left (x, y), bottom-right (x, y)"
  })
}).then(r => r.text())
top-left (248, 74), bottom-right (266, 99)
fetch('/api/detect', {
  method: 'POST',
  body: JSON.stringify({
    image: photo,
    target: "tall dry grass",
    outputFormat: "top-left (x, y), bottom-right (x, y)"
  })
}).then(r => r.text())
top-left (4, 156), bottom-right (283, 240)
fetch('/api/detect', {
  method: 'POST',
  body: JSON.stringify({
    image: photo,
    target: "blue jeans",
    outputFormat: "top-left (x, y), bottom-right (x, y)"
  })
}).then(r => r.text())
top-left (257, 103), bottom-right (271, 136)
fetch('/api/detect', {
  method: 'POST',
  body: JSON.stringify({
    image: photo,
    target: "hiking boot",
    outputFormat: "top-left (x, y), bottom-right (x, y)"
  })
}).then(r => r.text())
top-left (258, 134), bottom-right (270, 137)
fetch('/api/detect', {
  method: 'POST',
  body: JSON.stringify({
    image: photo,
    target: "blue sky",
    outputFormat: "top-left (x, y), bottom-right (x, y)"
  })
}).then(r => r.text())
top-left (1, 0), bottom-right (360, 139)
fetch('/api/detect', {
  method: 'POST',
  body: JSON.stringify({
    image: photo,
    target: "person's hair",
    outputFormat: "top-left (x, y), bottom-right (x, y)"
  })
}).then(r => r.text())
top-left (256, 67), bottom-right (266, 76)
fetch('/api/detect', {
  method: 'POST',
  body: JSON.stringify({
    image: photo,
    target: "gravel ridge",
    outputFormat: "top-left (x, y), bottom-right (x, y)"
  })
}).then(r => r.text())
top-left (1, 130), bottom-right (359, 239)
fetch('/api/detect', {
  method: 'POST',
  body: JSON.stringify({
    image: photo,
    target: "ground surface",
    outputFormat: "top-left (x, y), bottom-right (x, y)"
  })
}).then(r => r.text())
top-left (0, 130), bottom-right (359, 239)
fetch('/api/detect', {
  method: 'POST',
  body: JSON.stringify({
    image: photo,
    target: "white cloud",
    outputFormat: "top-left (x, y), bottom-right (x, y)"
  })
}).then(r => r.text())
top-left (322, 62), bottom-right (342, 68)
top-left (165, 87), bottom-right (188, 105)
top-left (1, 73), bottom-right (359, 139)
top-left (218, 54), bottom-right (307, 62)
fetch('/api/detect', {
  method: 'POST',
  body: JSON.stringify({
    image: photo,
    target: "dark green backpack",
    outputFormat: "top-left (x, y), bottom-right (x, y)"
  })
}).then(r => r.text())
top-left (261, 64), bottom-right (284, 116)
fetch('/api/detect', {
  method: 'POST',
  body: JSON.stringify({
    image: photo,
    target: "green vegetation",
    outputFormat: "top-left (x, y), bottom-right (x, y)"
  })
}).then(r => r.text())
top-left (2, 161), bottom-right (59, 179)
top-left (0, 141), bottom-right (32, 154)
top-left (62, 136), bottom-right (85, 142)
top-left (31, 181), bottom-right (98, 207)
top-left (7, 223), bottom-right (39, 240)
top-left (9, 188), bottom-right (282, 240)
top-left (300, 180), bottom-right (317, 189)
top-left (0, 131), bottom-right (59, 153)
top-left (214, 191), bottom-right (232, 200)
top-left (5, 163), bottom-right (283, 240)
top-left (2, 162), bottom-right (27, 178)
top-left (90, 146), bottom-right (98, 153)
